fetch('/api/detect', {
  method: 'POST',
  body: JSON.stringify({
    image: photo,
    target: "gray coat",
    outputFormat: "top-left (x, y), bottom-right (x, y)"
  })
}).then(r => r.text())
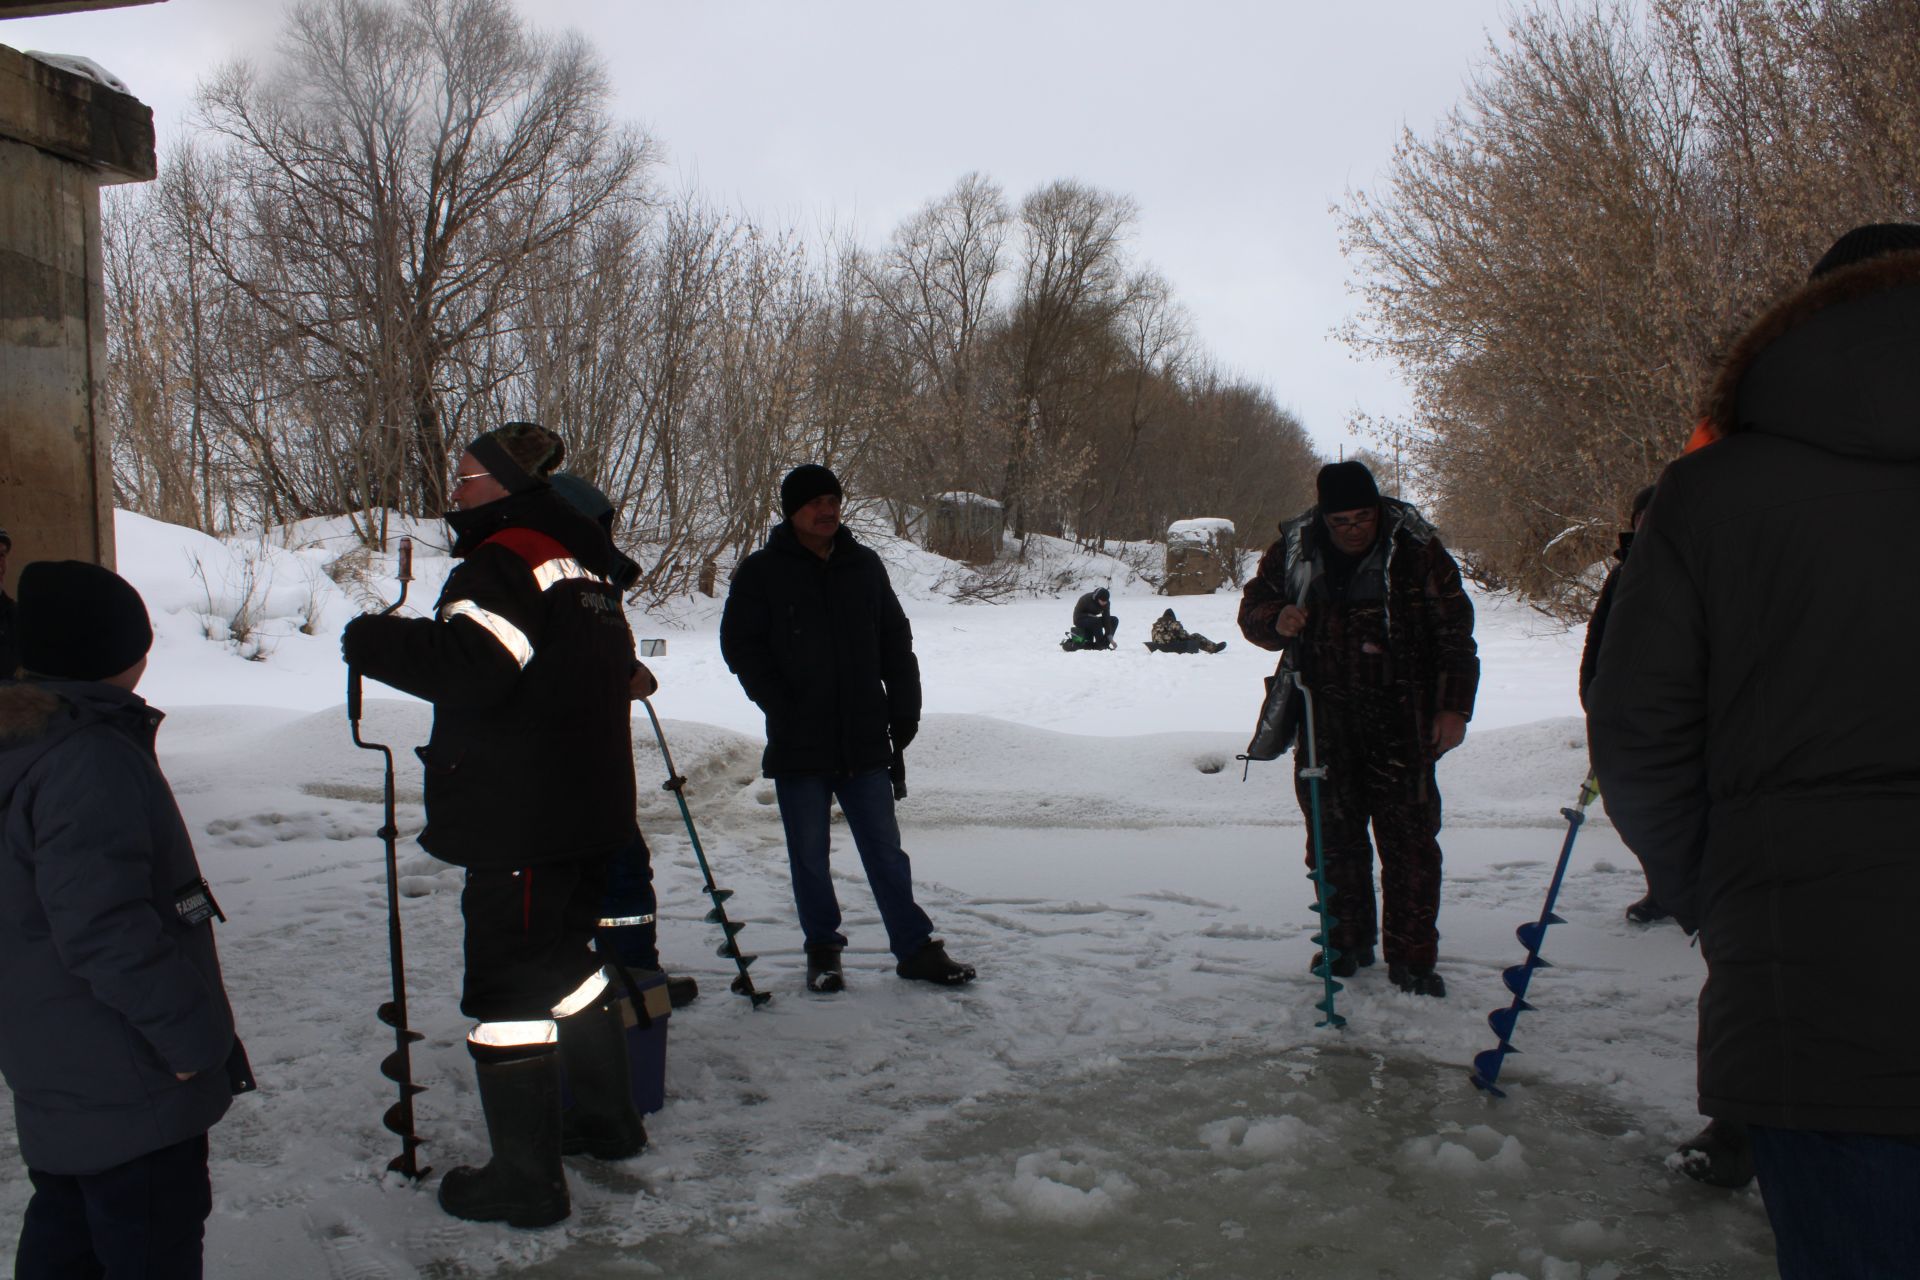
top-left (0, 679), bottom-right (241, 1174)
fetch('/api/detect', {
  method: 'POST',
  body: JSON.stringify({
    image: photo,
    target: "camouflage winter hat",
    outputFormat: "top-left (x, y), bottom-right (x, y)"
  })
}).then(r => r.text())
top-left (467, 421), bottom-right (565, 495)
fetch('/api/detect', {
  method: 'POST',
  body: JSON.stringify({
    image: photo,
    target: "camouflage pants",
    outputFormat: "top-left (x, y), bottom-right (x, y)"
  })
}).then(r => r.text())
top-left (1293, 691), bottom-right (1444, 969)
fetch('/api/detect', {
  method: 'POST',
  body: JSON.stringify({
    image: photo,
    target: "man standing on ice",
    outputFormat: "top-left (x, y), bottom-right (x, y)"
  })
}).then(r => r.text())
top-left (1588, 223), bottom-right (1920, 1279)
top-left (1237, 460), bottom-right (1478, 997)
top-left (720, 464), bottom-right (975, 993)
top-left (1, 561), bottom-right (252, 1278)
top-left (342, 422), bottom-right (648, 1229)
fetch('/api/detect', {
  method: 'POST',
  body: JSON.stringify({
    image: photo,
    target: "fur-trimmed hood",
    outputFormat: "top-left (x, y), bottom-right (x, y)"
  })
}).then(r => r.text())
top-left (0, 679), bottom-right (160, 805)
top-left (1702, 250), bottom-right (1920, 462)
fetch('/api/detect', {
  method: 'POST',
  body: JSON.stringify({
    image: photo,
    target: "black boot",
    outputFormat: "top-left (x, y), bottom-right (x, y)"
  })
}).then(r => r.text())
top-left (1310, 943), bottom-right (1375, 978)
top-left (1674, 1118), bottom-right (1754, 1189)
top-left (557, 1002), bottom-right (646, 1161)
top-left (896, 939), bottom-right (976, 985)
top-left (438, 1049), bottom-right (570, 1228)
top-left (1388, 963), bottom-right (1447, 998)
top-left (666, 974), bottom-right (698, 1007)
top-left (806, 943), bottom-right (845, 993)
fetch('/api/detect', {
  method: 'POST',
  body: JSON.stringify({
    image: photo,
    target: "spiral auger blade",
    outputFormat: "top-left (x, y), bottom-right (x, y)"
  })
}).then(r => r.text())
top-left (641, 699), bottom-right (772, 1009)
top-left (1469, 772), bottom-right (1598, 1097)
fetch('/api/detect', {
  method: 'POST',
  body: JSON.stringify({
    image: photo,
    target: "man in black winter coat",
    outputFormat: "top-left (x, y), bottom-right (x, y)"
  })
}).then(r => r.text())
top-left (1578, 484), bottom-right (1667, 926)
top-left (1, 561), bottom-right (251, 1280)
top-left (720, 464), bottom-right (975, 993)
top-left (1588, 223), bottom-right (1920, 1280)
top-left (343, 423), bottom-right (647, 1228)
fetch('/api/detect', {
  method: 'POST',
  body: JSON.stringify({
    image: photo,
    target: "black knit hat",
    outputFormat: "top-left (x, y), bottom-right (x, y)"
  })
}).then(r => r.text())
top-left (17, 560), bottom-right (153, 680)
top-left (780, 464), bottom-right (843, 518)
top-left (1317, 460), bottom-right (1381, 513)
top-left (467, 421), bottom-right (564, 496)
top-left (1808, 223), bottom-right (1920, 280)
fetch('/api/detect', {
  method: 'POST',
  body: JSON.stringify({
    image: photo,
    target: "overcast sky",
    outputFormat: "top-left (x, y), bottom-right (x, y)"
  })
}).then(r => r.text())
top-left (4, 0), bottom-right (1515, 457)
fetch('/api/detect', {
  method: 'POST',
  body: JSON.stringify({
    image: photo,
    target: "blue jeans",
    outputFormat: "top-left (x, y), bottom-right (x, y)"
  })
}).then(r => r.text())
top-left (1749, 1125), bottom-right (1920, 1278)
top-left (15, 1133), bottom-right (211, 1280)
top-left (774, 769), bottom-right (933, 961)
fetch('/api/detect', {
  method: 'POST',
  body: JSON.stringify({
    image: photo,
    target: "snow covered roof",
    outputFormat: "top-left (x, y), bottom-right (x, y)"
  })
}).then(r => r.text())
top-left (1166, 517), bottom-right (1234, 544)
top-left (935, 491), bottom-right (1003, 509)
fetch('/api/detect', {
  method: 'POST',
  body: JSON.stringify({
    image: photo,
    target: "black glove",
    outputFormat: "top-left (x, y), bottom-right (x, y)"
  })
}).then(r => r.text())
top-left (340, 613), bottom-right (385, 668)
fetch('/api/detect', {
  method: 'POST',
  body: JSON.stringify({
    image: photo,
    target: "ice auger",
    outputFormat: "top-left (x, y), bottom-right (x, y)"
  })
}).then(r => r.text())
top-left (639, 699), bottom-right (772, 1008)
top-left (346, 537), bottom-right (430, 1181)
top-left (1469, 771), bottom-right (1601, 1097)
top-left (1293, 671), bottom-right (1348, 1030)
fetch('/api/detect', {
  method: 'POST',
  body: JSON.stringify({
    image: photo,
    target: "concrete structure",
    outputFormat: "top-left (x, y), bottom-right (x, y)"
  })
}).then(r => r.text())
top-left (1162, 517), bottom-right (1236, 595)
top-left (927, 491), bottom-right (1003, 566)
top-left (0, 24), bottom-right (158, 590)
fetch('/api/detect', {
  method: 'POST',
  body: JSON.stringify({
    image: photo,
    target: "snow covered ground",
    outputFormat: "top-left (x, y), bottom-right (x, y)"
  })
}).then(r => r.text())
top-left (0, 513), bottom-right (1777, 1279)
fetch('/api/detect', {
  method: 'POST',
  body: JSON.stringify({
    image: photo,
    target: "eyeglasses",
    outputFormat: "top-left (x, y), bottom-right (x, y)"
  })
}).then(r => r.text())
top-left (451, 470), bottom-right (490, 489)
top-left (1325, 510), bottom-right (1377, 530)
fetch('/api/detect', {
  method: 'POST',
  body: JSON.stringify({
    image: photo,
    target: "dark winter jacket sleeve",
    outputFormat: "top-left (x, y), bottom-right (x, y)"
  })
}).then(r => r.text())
top-left (343, 546), bottom-right (543, 708)
top-left (26, 727), bottom-right (235, 1075)
top-left (876, 570), bottom-right (921, 742)
top-left (1071, 591), bottom-right (1108, 631)
top-left (1237, 540), bottom-right (1292, 653)
top-left (1423, 539), bottom-right (1479, 720)
top-left (1586, 510), bottom-right (1709, 932)
top-left (718, 556), bottom-right (793, 720)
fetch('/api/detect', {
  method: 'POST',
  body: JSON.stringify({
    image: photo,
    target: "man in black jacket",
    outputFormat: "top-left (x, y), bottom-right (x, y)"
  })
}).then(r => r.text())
top-left (1, 561), bottom-right (250, 1280)
top-left (343, 423), bottom-right (646, 1228)
top-left (1589, 223), bottom-right (1920, 1279)
top-left (720, 464), bottom-right (974, 993)
top-left (1071, 586), bottom-right (1119, 648)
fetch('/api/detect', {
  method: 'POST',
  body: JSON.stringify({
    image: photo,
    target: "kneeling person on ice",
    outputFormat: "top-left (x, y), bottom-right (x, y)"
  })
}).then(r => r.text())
top-left (342, 422), bottom-right (647, 1229)
top-left (1237, 460), bottom-right (1478, 997)
top-left (720, 464), bottom-right (975, 993)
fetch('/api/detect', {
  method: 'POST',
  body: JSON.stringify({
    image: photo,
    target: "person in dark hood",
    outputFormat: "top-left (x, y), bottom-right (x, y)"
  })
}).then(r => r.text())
top-left (720, 464), bottom-right (975, 993)
top-left (547, 471), bottom-right (696, 1010)
top-left (342, 423), bottom-right (647, 1228)
top-left (0, 527), bottom-right (17, 677)
top-left (1238, 460), bottom-right (1479, 998)
top-left (1578, 483), bottom-right (1665, 927)
top-left (1, 561), bottom-right (252, 1279)
top-left (1070, 586), bottom-right (1119, 648)
top-left (1588, 223), bottom-right (1920, 1278)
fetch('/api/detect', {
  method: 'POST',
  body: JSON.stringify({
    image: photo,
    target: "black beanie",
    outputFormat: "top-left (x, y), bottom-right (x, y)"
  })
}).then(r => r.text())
top-left (1808, 223), bottom-right (1920, 280)
top-left (1317, 460), bottom-right (1381, 513)
top-left (17, 560), bottom-right (153, 681)
top-left (781, 464), bottom-right (843, 518)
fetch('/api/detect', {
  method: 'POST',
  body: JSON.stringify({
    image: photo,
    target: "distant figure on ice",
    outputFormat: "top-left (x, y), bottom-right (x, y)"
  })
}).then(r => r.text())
top-left (1146, 608), bottom-right (1226, 654)
top-left (343, 423), bottom-right (647, 1228)
top-left (1, 562), bottom-right (252, 1279)
top-left (720, 464), bottom-right (975, 993)
top-left (1577, 484), bottom-right (1668, 927)
top-left (1065, 586), bottom-right (1119, 649)
top-left (1238, 460), bottom-right (1479, 998)
top-left (1588, 223), bottom-right (1920, 1280)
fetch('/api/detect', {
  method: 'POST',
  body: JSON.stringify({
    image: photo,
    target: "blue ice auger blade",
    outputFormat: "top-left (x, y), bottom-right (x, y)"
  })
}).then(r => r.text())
top-left (1502, 960), bottom-right (1545, 997)
top-left (1487, 1003), bottom-right (1532, 1042)
top-left (1468, 771), bottom-right (1599, 1098)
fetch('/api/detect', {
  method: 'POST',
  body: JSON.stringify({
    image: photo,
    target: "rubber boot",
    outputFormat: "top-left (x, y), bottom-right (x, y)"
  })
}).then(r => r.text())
top-left (557, 1002), bottom-right (647, 1160)
top-left (438, 1049), bottom-right (570, 1228)
top-left (807, 944), bottom-right (845, 993)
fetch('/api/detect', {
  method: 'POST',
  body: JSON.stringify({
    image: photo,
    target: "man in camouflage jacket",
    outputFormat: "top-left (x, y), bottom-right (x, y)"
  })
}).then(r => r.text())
top-left (1238, 461), bottom-right (1478, 996)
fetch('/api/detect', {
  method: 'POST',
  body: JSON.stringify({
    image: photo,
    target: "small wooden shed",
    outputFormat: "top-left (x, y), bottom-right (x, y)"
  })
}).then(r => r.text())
top-left (928, 491), bottom-right (1003, 565)
top-left (1162, 517), bottom-right (1236, 595)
